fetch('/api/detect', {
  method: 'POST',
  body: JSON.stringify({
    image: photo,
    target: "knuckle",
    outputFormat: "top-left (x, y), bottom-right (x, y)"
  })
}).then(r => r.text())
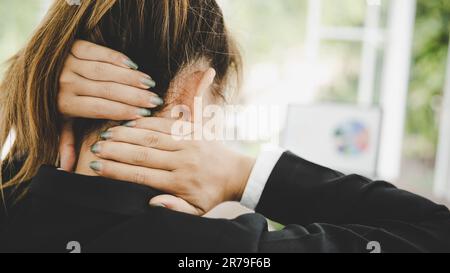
top-left (93, 63), bottom-right (105, 75)
top-left (132, 171), bottom-right (149, 185)
top-left (181, 153), bottom-right (200, 170)
top-left (71, 41), bottom-right (82, 56)
top-left (100, 83), bottom-right (114, 98)
top-left (72, 40), bottom-right (91, 58)
top-left (72, 40), bottom-right (85, 51)
top-left (132, 150), bottom-right (151, 164)
top-left (184, 172), bottom-right (196, 184)
top-left (110, 52), bottom-right (125, 64)
top-left (126, 72), bottom-right (140, 85)
top-left (184, 159), bottom-right (199, 172)
top-left (82, 41), bottom-right (93, 52)
top-left (190, 163), bottom-right (201, 173)
top-left (59, 73), bottom-right (71, 85)
top-left (59, 62), bottom-right (75, 84)
top-left (170, 172), bottom-right (184, 185)
top-left (190, 140), bottom-right (202, 150)
top-left (143, 133), bottom-right (159, 147)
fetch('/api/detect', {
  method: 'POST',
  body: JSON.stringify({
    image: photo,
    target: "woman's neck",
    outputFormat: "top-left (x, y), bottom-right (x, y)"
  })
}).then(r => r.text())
top-left (75, 137), bottom-right (100, 177)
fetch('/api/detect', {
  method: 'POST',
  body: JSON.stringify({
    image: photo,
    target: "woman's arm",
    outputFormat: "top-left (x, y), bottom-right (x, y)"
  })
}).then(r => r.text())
top-left (256, 151), bottom-right (450, 224)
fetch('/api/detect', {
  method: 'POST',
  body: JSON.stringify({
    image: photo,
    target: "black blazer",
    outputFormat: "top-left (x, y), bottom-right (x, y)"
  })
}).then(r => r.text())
top-left (1, 152), bottom-right (450, 253)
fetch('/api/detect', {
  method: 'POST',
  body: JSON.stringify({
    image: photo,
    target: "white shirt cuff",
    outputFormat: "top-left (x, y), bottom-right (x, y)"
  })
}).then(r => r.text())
top-left (240, 148), bottom-right (285, 210)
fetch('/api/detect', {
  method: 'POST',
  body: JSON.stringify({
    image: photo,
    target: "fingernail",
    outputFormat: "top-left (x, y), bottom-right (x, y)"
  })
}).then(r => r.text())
top-left (150, 96), bottom-right (164, 106)
top-left (150, 203), bottom-right (166, 208)
top-left (137, 108), bottom-right (152, 117)
top-left (89, 161), bottom-right (103, 172)
top-left (100, 131), bottom-right (112, 140)
top-left (123, 58), bottom-right (138, 70)
top-left (141, 77), bottom-right (156, 89)
top-left (90, 143), bottom-right (101, 154)
top-left (122, 121), bottom-right (137, 127)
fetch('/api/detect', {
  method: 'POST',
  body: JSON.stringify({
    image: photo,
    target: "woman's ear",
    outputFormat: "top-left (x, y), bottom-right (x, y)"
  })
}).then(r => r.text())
top-left (195, 68), bottom-right (216, 97)
top-left (160, 68), bottom-right (216, 120)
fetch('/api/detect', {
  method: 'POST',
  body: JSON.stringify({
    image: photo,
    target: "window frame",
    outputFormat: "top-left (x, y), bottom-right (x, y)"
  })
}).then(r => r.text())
top-left (305, 0), bottom-right (417, 181)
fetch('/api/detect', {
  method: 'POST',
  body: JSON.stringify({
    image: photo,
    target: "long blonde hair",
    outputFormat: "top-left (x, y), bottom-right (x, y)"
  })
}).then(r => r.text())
top-left (0, 0), bottom-right (241, 195)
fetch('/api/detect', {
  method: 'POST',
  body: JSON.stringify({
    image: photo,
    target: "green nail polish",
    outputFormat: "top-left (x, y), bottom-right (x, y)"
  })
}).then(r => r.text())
top-left (89, 161), bottom-right (103, 172)
top-left (100, 131), bottom-right (112, 140)
top-left (150, 203), bottom-right (166, 208)
top-left (141, 78), bottom-right (156, 89)
top-left (150, 96), bottom-right (164, 106)
top-left (124, 58), bottom-right (138, 70)
top-left (122, 121), bottom-right (137, 127)
top-left (138, 109), bottom-right (152, 117)
top-left (90, 143), bottom-right (101, 154)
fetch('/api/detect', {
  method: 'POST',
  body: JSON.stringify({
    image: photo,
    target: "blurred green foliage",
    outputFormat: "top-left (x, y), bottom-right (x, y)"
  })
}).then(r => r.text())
top-left (322, 0), bottom-right (366, 27)
top-left (221, 0), bottom-right (308, 63)
top-left (406, 0), bottom-right (450, 160)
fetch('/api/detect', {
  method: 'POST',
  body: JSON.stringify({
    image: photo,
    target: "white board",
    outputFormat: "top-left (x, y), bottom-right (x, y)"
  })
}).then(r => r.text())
top-left (282, 104), bottom-right (382, 177)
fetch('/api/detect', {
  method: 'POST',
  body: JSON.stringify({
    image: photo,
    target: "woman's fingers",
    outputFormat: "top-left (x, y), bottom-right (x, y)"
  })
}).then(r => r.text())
top-left (89, 160), bottom-right (174, 192)
top-left (149, 195), bottom-right (202, 216)
top-left (60, 95), bottom-right (152, 120)
top-left (59, 41), bottom-right (163, 121)
top-left (91, 141), bottom-right (178, 170)
top-left (62, 73), bottom-right (163, 109)
top-left (66, 54), bottom-right (155, 89)
top-left (71, 40), bottom-right (137, 70)
top-left (102, 126), bottom-right (184, 151)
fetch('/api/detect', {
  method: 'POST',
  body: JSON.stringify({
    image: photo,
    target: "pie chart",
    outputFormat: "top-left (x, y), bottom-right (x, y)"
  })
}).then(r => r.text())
top-left (334, 120), bottom-right (370, 156)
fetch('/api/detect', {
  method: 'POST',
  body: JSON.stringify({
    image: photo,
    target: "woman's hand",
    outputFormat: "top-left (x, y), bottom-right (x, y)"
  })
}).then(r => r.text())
top-left (58, 40), bottom-right (163, 171)
top-left (88, 118), bottom-right (256, 215)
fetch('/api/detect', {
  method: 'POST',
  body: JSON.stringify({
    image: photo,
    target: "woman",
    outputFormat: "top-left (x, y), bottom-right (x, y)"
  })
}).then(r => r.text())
top-left (1, 0), bottom-right (450, 253)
